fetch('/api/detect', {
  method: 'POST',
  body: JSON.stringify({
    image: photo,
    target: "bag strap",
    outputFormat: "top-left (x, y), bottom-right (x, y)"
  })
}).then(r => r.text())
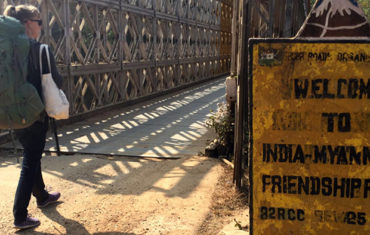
top-left (39, 44), bottom-right (51, 76)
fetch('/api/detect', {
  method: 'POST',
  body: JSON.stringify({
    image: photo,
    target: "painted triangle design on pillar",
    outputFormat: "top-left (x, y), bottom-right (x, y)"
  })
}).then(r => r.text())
top-left (296, 0), bottom-right (370, 37)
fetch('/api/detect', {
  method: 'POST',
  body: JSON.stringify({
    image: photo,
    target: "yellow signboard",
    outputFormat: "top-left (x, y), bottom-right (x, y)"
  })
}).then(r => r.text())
top-left (250, 39), bottom-right (370, 235)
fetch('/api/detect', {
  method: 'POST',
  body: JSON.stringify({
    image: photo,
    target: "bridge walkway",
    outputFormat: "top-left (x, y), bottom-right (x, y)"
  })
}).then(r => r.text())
top-left (1, 77), bottom-right (226, 158)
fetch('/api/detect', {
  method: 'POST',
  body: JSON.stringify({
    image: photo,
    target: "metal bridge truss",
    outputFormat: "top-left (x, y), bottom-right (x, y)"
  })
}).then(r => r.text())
top-left (1, 0), bottom-right (232, 116)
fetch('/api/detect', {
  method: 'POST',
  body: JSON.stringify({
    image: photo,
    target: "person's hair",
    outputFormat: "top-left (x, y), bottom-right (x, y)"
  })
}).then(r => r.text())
top-left (3, 4), bottom-right (40, 23)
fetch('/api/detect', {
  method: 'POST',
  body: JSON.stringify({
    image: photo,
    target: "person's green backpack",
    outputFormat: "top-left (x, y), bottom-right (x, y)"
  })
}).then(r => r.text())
top-left (0, 15), bottom-right (44, 129)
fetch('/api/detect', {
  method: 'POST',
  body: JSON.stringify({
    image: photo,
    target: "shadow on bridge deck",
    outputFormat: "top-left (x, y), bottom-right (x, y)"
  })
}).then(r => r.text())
top-left (0, 77), bottom-right (227, 234)
top-left (2, 77), bottom-right (226, 159)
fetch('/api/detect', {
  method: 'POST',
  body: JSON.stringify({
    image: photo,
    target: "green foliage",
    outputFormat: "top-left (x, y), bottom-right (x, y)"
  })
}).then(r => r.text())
top-left (310, 0), bottom-right (316, 7)
top-left (358, 0), bottom-right (370, 20)
top-left (206, 103), bottom-right (234, 145)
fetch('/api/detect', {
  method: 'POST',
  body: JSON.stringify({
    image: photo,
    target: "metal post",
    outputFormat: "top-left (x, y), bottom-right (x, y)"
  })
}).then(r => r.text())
top-left (64, 0), bottom-right (72, 115)
top-left (119, 0), bottom-right (123, 69)
top-left (41, 0), bottom-right (49, 44)
top-left (152, 0), bottom-right (158, 91)
top-left (268, 0), bottom-right (275, 37)
top-left (176, 0), bottom-right (181, 83)
top-left (230, 0), bottom-right (238, 76)
top-left (0, 0), bottom-right (3, 14)
top-left (50, 118), bottom-right (61, 156)
top-left (233, 0), bottom-right (248, 189)
top-left (284, 0), bottom-right (293, 37)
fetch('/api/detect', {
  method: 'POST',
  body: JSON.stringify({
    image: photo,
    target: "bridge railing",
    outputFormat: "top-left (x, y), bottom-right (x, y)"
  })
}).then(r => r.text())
top-left (1, 0), bottom-right (232, 117)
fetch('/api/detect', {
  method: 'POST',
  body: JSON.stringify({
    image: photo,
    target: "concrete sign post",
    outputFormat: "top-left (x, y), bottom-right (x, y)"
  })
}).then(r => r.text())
top-left (249, 39), bottom-right (370, 234)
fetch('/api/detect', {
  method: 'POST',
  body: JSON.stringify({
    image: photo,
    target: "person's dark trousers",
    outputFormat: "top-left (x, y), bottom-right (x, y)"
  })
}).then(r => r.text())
top-left (13, 117), bottom-right (49, 224)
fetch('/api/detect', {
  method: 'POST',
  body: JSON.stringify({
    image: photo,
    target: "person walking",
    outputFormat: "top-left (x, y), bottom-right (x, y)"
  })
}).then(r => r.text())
top-left (3, 4), bottom-right (63, 230)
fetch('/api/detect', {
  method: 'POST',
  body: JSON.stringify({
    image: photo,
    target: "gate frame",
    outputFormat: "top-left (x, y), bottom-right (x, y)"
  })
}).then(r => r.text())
top-left (232, 0), bottom-right (310, 189)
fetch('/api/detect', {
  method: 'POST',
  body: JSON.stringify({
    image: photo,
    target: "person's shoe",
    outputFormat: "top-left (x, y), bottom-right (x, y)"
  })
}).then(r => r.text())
top-left (14, 216), bottom-right (40, 230)
top-left (37, 192), bottom-right (61, 208)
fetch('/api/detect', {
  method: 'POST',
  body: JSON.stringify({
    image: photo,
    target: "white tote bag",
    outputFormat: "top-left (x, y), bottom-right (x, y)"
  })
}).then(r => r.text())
top-left (40, 44), bottom-right (69, 120)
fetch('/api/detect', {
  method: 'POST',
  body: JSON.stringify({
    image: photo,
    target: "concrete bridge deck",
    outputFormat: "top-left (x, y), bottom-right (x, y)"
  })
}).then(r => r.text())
top-left (0, 77), bottom-right (249, 235)
top-left (1, 77), bottom-right (226, 158)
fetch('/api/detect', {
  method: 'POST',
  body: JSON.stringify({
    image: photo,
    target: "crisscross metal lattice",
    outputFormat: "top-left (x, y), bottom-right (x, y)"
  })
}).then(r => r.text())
top-left (0, 0), bottom-right (232, 116)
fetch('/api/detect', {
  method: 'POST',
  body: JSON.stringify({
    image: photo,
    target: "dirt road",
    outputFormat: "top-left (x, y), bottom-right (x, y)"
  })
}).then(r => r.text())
top-left (0, 151), bottom-right (247, 235)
